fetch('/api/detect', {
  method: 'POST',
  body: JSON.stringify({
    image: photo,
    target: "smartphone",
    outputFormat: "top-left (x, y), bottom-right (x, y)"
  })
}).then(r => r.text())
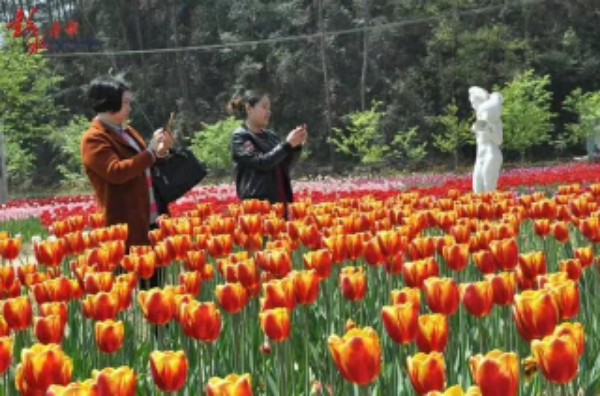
top-left (165, 112), bottom-right (176, 134)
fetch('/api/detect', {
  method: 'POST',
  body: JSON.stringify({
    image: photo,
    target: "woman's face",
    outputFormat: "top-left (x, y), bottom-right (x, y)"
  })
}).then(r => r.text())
top-left (112, 90), bottom-right (132, 125)
top-left (246, 96), bottom-right (270, 130)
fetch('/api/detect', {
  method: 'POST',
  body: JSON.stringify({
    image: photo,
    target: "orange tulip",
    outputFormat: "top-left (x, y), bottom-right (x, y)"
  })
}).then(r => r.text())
top-left (4, 295), bottom-right (33, 332)
top-left (303, 249), bottom-right (333, 280)
top-left (137, 288), bottom-right (176, 325)
top-left (259, 307), bottom-right (292, 342)
top-left (472, 250), bottom-right (497, 275)
top-left (38, 304), bottom-right (68, 331)
top-left (384, 252), bottom-right (405, 275)
top-left (424, 277), bottom-right (460, 316)
top-left (207, 234), bottom-right (234, 259)
top-left (33, 276), bottom-right (74, 304)
top-left (264, 216), bottom-right (286, 237)
top-left (206, 373), bottom-right (253, 396)
top-left (460, 280), bottom-right (494, 317)
top-left (553, 322), bottom-right (585, 358)
top-left (533, 219), bottom-right (551, 239)
top-left (82, 292), bottom-right (119, 321)
top-left (381, 302), bottom-right (419, 345)
top-left (486, 272), bottom-right (516, 306)
top-left (221, 259), bottom-right (260, 294)
top-left (402, 258), bottom-right (440, 288)
top-left (179, 271), bottom-right (203, 296)
top-left (559, 259), bottom-right (583, 281)
top-left (518, 251), bottom-right (547, 280)
top-left (0, 336), bottom-right (13, 375)
top-left (258, 249), bottom-right (293, 278)
top-left (149, 350), bottom-right (188, 392)
top-left (63, 232), bottom-right (88, 256)
top-left (183, 249), bottom-right (207, 271)
top-left (377, 230), bottom-right (405, 256)
top-left (84, 272), bottom-right (115, 294)
top-left (425, 385), bottom-right (482, 396)
top-left (19, 343), bottom-right (73, 392)
top-left (93, 366), bottom-right (137, 396)
top-left (33, 237), bottom-right (67, 267)
top-left (328, 326), bottom-right (382, 385)
top-left (470, 350), bottom-right (519, 396)
top-left (322, 234), bottom-right (347, 264)
top-left (46, 379), bottom-right (97, 396)
top-left (261, 277), bottom-right (296, 310)
top-left (409, 237), bottom-right (437, 260)
top-left (449, 225), bottom-right (471, 244)
top-left (532, 333), bottom-right (580, 384)
top-left (111, 282), bottom-right (134, 313)
top-left (0, 317), bottom-right (8, 340)
top-left (442, 244), bottom-right (470, 272)
top-left (216, 283), bottom-right (249, 314)
top-left (345, 233), bottom-right (369, 261)
top-left (416, 314), bottom-right (449, 353)
top-left (0, 236), bottom-right (21, 260)
top-left (339, 266), bottom-right (367, 301)
top-left (95, 320), bottom-right (125, 354)
top-left (292, 270), bottom-right (320, 305)
top-left (544, 279), bottom-right (580, 320)
top-left (179, 301), bottom-right (222, 342)
top-left (0, 265), bottom-right (16, 291)
top-left (34, 314), bottom-right (66, 344)
top-left (574, 246), bottom-right (594, 268)
top-left (550, 221), bottom-right (570, 243)
top-left (391, 287), bottom-right (421, 310)
top-left (239, 214), bottom-right (262, 235)
top-left (489, 238), bottom-right (519, 270)
top-left (407, 352), bottom-right (446, 395)
top-left (513, 289), bottom-right (559, 341)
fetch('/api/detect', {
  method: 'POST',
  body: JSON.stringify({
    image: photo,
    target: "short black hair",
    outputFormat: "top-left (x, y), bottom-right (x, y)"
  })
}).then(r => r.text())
top-left (88, 77), bottom-right (130, 113)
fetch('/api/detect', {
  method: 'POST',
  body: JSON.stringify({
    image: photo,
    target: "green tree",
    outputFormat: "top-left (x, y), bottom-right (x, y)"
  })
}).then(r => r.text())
top-left (48, 115), bottom-right (91, 189)
top-left (499, 70), bottom-right (554, 161)
top-left (562, 88), bottom-right (600, 147)
top-left (0, 30), bottom-right (63, 187)
top-left (331, 102), bottom-right (389, 166)
top-left (190, 117), bottom-right (240, 176)
top-left (389, 127), bottom-right (428, 169)
top-left (432, 103), bottom-right (473, 169)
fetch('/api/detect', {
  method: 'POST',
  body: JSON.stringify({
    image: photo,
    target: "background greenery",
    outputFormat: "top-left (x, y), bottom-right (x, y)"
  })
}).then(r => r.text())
top-left (2, 0), bottom-right (600, 190)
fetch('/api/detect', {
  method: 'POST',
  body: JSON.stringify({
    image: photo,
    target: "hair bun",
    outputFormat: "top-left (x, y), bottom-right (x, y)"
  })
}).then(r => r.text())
top-left (227, 95), bottom-right (243, 114)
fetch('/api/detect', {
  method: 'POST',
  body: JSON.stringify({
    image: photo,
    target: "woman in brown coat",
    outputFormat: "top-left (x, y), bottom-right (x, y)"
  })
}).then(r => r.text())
top-left (81, 77), bottom-right (172, 250)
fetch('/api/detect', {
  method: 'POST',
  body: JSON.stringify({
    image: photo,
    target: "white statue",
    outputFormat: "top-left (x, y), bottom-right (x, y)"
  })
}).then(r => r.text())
top-left (469, 86), bottom-right (503, 193)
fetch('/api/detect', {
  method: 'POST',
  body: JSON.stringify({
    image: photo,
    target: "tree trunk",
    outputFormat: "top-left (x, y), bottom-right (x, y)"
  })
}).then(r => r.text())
top-left (360, 0), bottom-right (370, 111)
top-left (318, 0), bottom-right (335, 168)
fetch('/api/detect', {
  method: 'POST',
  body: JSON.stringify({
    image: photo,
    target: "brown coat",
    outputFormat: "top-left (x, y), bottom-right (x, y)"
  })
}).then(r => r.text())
top-left (81, 118), bottom-right (155, 248)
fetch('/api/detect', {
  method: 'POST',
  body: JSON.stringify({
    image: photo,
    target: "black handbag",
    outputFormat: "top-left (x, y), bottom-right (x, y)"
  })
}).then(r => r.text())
top-left (151, 148), bottom-right (207, 204)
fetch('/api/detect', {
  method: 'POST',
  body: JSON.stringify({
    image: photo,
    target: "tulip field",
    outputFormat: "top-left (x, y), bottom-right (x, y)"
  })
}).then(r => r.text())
top-left (1, 162), bottom-right (600, 395)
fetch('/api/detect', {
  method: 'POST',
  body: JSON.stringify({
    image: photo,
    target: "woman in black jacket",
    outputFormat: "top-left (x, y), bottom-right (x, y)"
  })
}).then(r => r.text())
top-left (229, 90), bottom-right (307, 211)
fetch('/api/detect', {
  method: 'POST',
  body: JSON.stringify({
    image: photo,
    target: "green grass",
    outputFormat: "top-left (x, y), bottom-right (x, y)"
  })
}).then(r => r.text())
top-left (0, 217), bottom-right (48, 242)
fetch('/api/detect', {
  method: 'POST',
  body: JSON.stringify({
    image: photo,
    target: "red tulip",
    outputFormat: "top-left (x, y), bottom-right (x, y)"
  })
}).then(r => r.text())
top-left (149, 350), bottom-right (188, 392)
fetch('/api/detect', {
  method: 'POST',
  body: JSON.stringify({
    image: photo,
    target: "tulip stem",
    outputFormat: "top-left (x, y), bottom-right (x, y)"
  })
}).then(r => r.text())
top-left (303, 308), bottom-right (310, 396)
top-left (199, 342), bottom-right (205, 392)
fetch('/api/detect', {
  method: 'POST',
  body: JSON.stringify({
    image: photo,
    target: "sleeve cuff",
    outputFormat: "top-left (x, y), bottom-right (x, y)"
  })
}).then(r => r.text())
top-left (147, 149), bottom-right (157, 162)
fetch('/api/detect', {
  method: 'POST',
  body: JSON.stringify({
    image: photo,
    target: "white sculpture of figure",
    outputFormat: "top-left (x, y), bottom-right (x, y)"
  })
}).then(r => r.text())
top-left (469, 86), bottom-right (504, 193)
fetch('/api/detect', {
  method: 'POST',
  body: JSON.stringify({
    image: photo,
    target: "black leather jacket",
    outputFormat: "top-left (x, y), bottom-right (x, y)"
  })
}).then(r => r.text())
top-left (231, 125), bottom-right (302, 203)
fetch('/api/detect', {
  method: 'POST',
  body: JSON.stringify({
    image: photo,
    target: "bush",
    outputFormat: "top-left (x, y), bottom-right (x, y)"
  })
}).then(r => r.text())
top-left (562, 88), bottom-right (600, 148)
top-left (331, 102), bottom-right (389, 166)
top-left (48, 115), bottom-right (91, 189)
top-left (499, 70), bottom-right (554, 161)
top-left (190, 117), bottom-right (240, 176)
